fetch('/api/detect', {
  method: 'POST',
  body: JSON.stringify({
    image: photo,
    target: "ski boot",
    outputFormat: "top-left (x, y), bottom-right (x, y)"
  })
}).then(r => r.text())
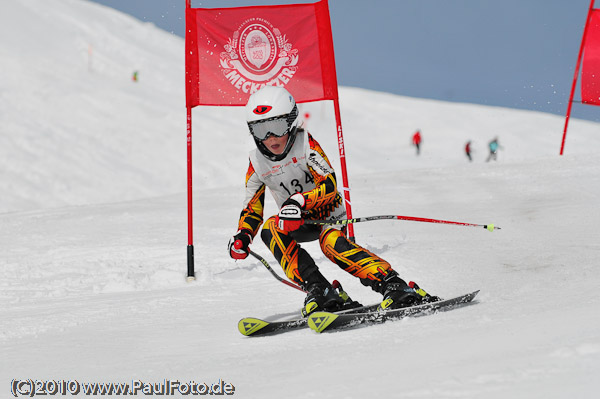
top-left (378, 274), bottom-right (442, 311)
top-left (301, 280), bottom-right (361, 317)
top-left (409, 281), bottom-right (442, 303)
top-left (332, 280), bottom-right (362, 311)
top-left (377, 271), bottom-right (423, 311)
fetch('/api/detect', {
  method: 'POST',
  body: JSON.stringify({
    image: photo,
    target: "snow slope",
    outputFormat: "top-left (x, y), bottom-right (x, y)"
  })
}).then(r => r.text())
top-left (2, 0), bottom-right (600, 398)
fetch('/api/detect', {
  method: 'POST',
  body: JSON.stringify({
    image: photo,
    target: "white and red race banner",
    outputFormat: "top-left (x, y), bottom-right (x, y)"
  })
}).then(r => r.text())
top-left (185, 0), bottom-right (338, 107)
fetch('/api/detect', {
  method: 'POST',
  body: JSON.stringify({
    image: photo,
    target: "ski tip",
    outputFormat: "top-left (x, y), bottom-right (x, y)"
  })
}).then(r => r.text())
top-left (307, 312), bottom-right (339, 333)
top-left (466, 290), bottom-right (481, 302)
top-left (238, 317), bottom-right (269, 336)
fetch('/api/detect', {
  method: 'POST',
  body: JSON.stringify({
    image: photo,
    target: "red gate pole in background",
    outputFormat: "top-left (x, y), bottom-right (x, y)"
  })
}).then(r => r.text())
top-left (561, 0), bottom-right (596, 155)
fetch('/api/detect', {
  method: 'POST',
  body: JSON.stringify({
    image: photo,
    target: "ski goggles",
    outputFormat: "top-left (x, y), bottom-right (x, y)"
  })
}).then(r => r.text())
top-left (247, 105), bottom-right (298, 141)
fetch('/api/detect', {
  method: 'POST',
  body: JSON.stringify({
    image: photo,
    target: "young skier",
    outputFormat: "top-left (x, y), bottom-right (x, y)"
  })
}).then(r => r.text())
top-left (228, 86), bottom-right (438, 316)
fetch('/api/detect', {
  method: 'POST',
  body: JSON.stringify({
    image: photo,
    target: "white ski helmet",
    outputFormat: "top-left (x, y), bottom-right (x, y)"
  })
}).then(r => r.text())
top-left (245, 86), bottom-right (299, 161)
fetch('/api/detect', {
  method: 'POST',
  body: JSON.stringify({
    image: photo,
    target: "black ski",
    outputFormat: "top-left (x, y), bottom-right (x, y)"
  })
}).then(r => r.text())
top-left (307, 290), bottom-right (480, 333)
top-left (237, 303), bottom-right (381, 337)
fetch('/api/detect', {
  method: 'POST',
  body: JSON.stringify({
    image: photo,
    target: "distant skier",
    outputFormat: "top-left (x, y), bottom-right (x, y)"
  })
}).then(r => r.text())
top-left (465, 141), bottom-right (473, 162)
top-left (132, 71), bottom-right (138, 82)
top-left (228, 87), bottom-right (439, 317)
top-left (486, 137), bottom-right (502, 162)
top-left (412, 130), bottom-right (422, 155)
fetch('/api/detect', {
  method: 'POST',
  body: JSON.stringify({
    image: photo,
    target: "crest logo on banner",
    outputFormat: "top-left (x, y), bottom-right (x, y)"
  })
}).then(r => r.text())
top-left (220, 18), bottom-right (299, 94)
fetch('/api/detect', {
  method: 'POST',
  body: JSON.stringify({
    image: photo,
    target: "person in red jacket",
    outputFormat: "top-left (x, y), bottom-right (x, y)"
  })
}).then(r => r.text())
top-left (228, 86), bottom-right (438, 317)
top-left (412, 130), bottom-right (422, 155)
top-left (465, 141), bottom-right (472, 162)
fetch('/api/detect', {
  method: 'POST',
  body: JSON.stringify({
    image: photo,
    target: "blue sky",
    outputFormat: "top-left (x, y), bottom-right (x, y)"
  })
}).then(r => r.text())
top-left (89, 0), bottom-right (599, 122)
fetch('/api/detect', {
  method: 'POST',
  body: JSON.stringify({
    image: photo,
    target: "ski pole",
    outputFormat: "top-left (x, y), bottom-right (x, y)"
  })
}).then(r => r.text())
top-left (249, 250), bottom-right (306, 292)
top-left (305, 215), bottom-right (500, 231)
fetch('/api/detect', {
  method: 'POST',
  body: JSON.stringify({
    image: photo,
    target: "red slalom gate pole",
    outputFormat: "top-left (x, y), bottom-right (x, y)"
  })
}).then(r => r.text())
top-left (186, 106), bottom-right (195, 281)
top-left (185, 0), bottom-right (195, 281)
top-left (332, 98), bottom-right (355, 240)
top-left (561, 0), bottom-right (596, 155)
